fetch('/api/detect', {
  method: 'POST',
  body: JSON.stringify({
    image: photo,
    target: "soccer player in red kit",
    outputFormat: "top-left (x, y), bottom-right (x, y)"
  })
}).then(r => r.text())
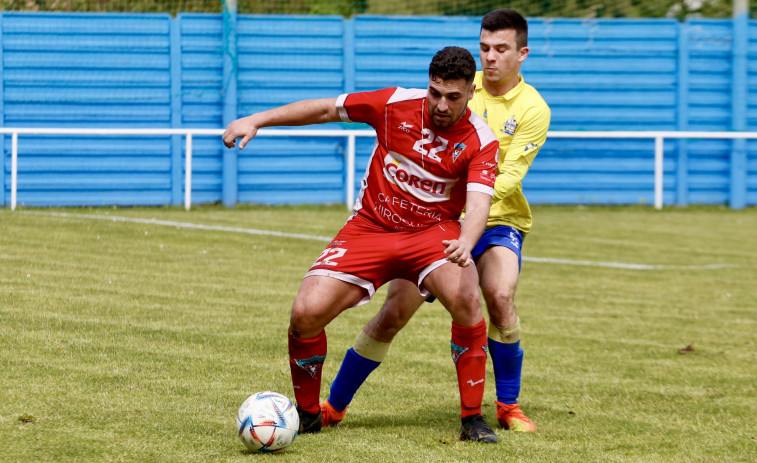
top-left (223, 46), bottom-right (500, 442)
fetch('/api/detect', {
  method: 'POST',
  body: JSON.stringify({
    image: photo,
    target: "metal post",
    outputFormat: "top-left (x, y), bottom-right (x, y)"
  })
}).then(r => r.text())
top-left (654, 136), bottom-right (664, 210)
top-left (222, 0), bottom-right (238, 207)
top-left (729, 2), bottom-right (749, 209)
top-left (675, 21), bottom-right (689, 206)
top-left (185, 134), bottom-right (193, 211)
top-left (170, 16), bottom-right (184, 206)
top-left (346, 134), bottom-right (356, 209)
top-left (343, 19), bottom-right (356, 94)
top-left (11, 132), bottom-right (17, 211)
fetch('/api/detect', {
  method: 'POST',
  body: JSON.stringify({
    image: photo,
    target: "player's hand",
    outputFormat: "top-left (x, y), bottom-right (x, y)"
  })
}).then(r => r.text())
top-left (222, 116), bottom-right (259, 150)
top-left (442, 239), bottom-right (473, 267)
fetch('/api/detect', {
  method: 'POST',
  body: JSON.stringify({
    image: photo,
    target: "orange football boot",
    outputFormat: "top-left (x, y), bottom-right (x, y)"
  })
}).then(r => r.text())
top-left (320, 399), bottom-right (347, 427)
top-left (495, 401), bottom-right (537, 432)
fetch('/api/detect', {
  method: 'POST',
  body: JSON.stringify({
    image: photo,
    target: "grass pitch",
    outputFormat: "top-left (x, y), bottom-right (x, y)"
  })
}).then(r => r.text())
top-left (1, 204), bottom-right (755, 463)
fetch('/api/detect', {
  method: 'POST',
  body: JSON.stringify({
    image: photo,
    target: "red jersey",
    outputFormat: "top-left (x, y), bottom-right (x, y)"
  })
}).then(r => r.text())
top-left (336, 87), bottom-right (498, 232)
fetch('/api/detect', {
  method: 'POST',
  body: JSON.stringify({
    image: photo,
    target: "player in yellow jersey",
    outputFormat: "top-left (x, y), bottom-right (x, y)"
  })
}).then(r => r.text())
top-left (321, 9), bottom-right (550, 437)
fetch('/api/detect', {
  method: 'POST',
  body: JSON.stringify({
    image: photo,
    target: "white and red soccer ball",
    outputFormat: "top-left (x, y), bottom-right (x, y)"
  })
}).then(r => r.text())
top-left (236, 391), bottom-right (299, 452)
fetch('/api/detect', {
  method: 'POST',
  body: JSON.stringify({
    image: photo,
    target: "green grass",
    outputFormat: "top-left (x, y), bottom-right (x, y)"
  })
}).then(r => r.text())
top-left (1, 204), bottom-right (755, 463)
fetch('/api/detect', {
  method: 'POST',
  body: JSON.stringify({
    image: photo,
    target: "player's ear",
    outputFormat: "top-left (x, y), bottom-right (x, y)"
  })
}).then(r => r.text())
top-left (468, 83), bottom-right (476, 101)
top-left (518, 46), bottom-right (529, 63)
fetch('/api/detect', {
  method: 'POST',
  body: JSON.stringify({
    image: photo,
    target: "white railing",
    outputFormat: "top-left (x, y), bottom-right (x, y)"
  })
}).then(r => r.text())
top-left (4, 128), bottom-right (757, 211)
top-left (1, 127), bottom-right (375, 211)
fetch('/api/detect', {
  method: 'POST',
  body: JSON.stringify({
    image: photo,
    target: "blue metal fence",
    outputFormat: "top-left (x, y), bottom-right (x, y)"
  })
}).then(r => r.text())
top-left (1, 12), bottom-right (755, 209)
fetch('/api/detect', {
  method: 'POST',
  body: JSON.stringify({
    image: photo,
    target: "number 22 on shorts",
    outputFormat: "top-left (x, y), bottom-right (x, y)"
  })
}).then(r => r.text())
top-left (313, 247), bottom-right (347, 267)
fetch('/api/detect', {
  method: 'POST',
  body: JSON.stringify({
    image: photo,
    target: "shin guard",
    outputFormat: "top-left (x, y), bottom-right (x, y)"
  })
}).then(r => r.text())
top-left (451, 319), bottom-right (488, 418)
top-left (288, 329), bottom-right (327, 414)
top-left (488, 338), bottom-right (523, 404)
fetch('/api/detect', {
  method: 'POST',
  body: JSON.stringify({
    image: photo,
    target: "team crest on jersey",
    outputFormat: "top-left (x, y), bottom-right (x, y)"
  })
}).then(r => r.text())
top-left (452, 142), bottom-right (466, 163)
top-left (503, 116), bottom-right (517, 135)
top-left (383, 151), bottom-right (457, 202)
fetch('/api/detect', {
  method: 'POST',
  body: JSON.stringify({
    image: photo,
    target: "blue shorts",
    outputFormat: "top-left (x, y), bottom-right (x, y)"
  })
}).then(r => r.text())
top-left (425, 225), bottom-right (524, 303)
top-left (471, 225), bottom-right (524, 271)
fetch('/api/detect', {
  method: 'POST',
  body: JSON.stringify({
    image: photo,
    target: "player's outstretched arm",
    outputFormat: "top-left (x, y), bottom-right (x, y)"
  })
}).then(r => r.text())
top-left (442, 191), bottom-right (492, 267)
top-left (222, 97), bottom-right (340, 150)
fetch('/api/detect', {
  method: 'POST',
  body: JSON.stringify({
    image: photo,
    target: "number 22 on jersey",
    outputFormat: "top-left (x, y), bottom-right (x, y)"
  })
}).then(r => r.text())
top-left (412, 128), bottom-right (448, 162)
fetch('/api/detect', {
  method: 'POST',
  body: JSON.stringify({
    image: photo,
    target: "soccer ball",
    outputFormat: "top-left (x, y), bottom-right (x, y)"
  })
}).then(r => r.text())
top-left (236, 391), bottom-right (299, 452)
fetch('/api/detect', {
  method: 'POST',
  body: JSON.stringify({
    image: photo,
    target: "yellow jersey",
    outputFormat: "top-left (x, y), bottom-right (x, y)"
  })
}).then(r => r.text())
top-left (468, 71), bottom-right (550, 234)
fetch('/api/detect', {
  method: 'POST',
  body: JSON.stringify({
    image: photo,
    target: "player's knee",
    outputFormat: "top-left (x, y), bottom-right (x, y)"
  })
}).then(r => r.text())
top-left (485, 285), bottom-right (515, 305)
top-left (374, 294), bottom-right (418, 336)
top-left (459, 287), bottom-right (483, 311)
top-left (445, 290), bottom-right (483, 324)
top-left (365, 314), bottom-right (406, 344)
top-left (289, 303), bottom-right (321, 337)
top-left (374, 320), bottom-right (404, 340)
top-left (483, 287), bottom-right (516, 315)
top-left (378, 305), bottom-right (411, 331)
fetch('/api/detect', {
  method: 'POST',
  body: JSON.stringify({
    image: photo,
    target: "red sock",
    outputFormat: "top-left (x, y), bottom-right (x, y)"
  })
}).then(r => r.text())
top-left (288, 329), bottom-right (327, 414)
top-left (451, 319), bottom-right (488, 418)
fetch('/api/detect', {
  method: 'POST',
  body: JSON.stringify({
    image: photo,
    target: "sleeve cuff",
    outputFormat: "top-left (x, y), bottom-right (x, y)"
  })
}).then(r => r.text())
top-left (467, 183), bottom-right (494, 196)
top-left (335, 93), bottom-right (351, 122)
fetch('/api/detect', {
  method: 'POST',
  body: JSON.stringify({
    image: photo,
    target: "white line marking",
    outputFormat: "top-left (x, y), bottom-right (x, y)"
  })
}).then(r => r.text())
top-left (19, 211), bottom-right (333, 242)
top-left (17, 211), bottom-right (734, 270)
top-left (522, 256), bottom-right (733, 270)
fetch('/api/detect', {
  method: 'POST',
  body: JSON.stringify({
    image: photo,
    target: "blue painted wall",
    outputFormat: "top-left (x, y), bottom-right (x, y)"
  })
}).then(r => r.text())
top-left (527, 18), bottom-right (680, 205)
top-left (1, 13), bottom-right (175, 206)
top-left (1, 12), bottom-right (755, 208)
top-left (236, 15), bottom-right (347, 205)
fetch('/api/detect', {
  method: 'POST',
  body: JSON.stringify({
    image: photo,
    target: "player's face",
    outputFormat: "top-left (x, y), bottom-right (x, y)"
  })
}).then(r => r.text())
top-left (479, 28), bottom-right (528, 86)
top-left (426, 77), bottom-right (474, 130)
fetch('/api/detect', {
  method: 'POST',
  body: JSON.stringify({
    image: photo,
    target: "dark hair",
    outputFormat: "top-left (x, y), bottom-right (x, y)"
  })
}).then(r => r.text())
top-left (428, 46), bottom-right (476, 85)
top-left (481, 8), bottom-right (528, 49)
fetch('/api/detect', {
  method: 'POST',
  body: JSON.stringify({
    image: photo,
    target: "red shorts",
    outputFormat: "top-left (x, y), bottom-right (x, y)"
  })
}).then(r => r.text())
top-left (305, 214), bottom-right (460, 306)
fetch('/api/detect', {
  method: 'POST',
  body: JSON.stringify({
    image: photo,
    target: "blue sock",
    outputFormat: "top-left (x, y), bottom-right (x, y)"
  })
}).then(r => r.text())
top-left (328, 347), bottom-right (381, 411)
top-left (488, 338), bottom-right (523, 404)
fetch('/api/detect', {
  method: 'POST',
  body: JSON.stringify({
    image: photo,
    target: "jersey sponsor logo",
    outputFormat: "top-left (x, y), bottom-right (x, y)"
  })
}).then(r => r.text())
top-left (503, 116), bottom-right (517, 135)
top-left (481, 168), bottom-right (496, 183)
top-left (452, 142), bottom-right (466, 162)
top-left (383, 151), bottom-right (457, 202)
top-left (375, 192), bottom-right (443, 227)
top-left (524, 142), bottom-right (539, 151)
top-left (398, 121), bottom-right (414, 133)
